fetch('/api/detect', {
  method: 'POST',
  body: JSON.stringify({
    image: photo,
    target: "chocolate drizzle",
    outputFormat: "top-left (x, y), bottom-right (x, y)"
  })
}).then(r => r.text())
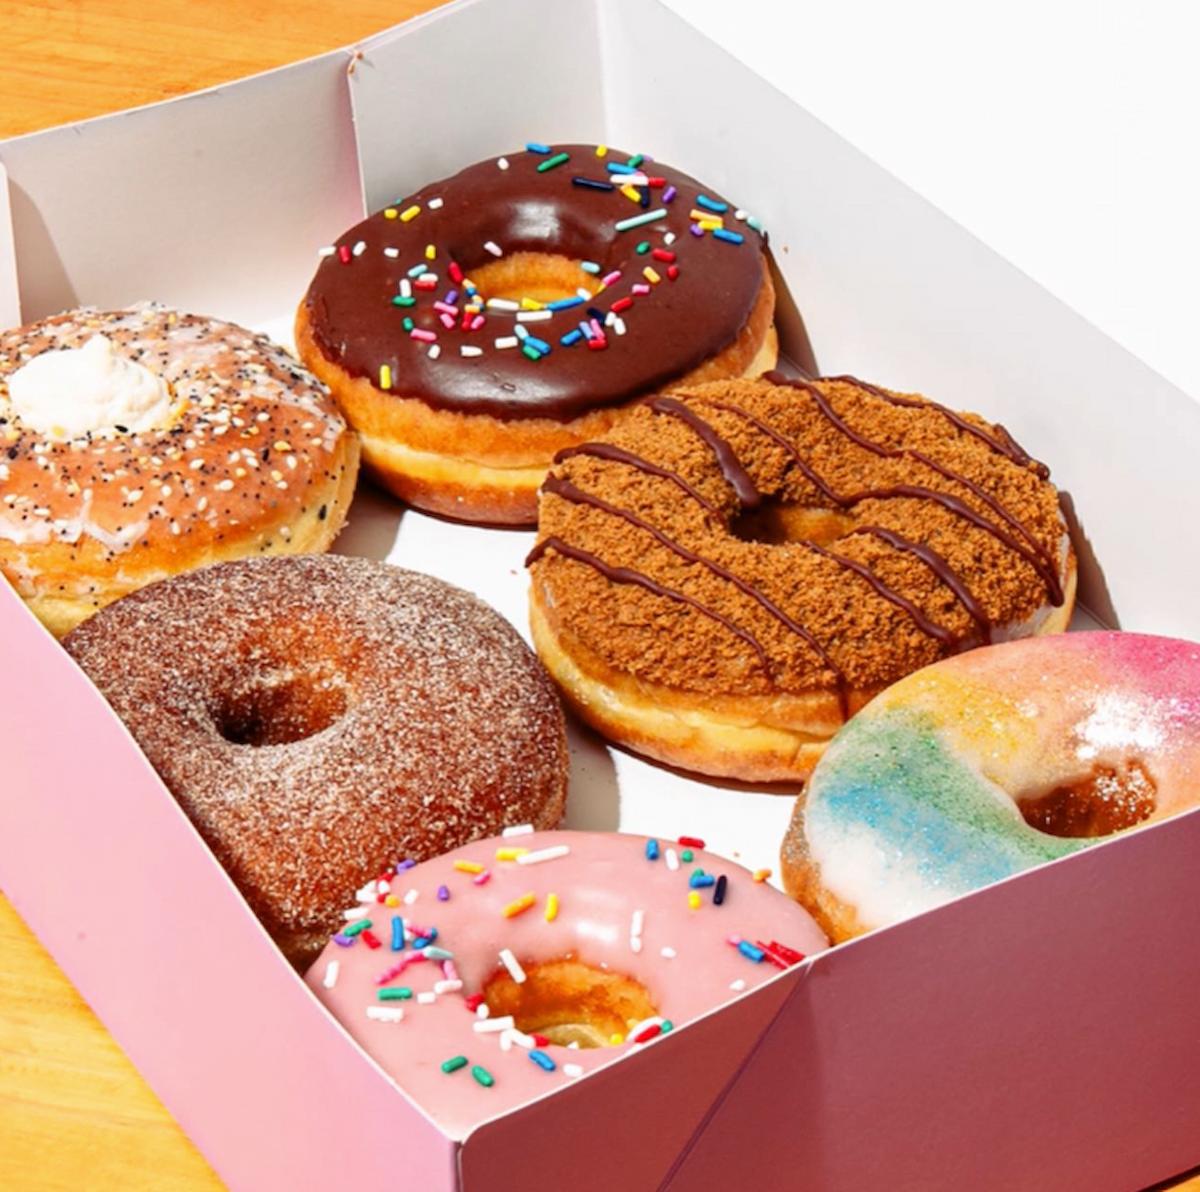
top-left (824, 374), bottom-right (1049, 480)
top-left (705, 398), bottom-right (843, 506)
top-left (545, 470), bottom-right (957, 651)
top-left (526, 536), bottom-right (771, 673)
top-left (553, 442), bottom-right (720, 516)
top-left (849, 526), bottom-right (992, 639)
top-left (800, 542), bottom-right (958, 646)
top-left (841, 483), bottom-right (1063, 605)
top-left (541, 475), bottom-right (845, 689)
top-left (646, 397), bottom-right (763, 510)
top-left (761, 374), bottom-right (1064, 606)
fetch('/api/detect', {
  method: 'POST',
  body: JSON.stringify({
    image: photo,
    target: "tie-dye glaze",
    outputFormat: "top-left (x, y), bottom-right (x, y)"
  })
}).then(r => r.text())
top-left (802, 633), bottom-right (1200, 930)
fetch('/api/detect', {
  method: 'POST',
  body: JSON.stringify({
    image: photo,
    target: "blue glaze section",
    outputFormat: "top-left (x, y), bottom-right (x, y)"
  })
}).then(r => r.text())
top-left (807, 708), bottom-right (1090, 902)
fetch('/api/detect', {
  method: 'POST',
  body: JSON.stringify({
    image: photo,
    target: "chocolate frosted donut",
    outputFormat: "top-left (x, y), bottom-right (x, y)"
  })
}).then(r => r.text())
top-left (527, 374), bottom-right (1076, 782)
top-left (296, 143), bottom-right (777, 524)
top-left (65, 555), bottom-right (569, 965)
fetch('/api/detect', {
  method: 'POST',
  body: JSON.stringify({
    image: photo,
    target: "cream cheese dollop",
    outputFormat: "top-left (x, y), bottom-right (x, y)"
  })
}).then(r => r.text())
top-left (6, 335), bottom-right (172, 439)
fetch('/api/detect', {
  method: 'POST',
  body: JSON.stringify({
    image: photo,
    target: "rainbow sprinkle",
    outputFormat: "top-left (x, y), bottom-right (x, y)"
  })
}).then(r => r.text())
top-left (351, 142), bottom-right (765, 387)
top-left (502, 892), bottom-right (537, 919)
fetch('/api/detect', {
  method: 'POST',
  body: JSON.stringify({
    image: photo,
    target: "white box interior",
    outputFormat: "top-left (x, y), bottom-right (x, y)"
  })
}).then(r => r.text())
top-left (4, 3), bottom-right (1200, 1186)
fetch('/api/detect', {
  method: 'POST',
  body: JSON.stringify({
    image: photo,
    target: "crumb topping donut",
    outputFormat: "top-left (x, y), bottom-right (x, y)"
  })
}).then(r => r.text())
top-left (0, 304), bottom-right (359, 636)
top-left (528, 373), bottom-right (1076, 781)
top-left (296, 142), bottom-right (776, 524)
top-left (64, 555), bottom-right (569, 966)
top-left (783, 632), bottom-right (1200, 941)
top-left (304, 829), bottom-right (828, 1138)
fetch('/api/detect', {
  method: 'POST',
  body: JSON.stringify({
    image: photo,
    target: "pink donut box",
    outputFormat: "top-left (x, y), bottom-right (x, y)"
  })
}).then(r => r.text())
top-left (2, 1), bottom-right (1200, 1188)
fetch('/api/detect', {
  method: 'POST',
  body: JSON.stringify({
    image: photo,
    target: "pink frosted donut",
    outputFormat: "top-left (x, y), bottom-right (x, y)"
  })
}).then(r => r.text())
top-left (783, 632), bottom-right (1200, 941)
top-left (304, 829), bottom-right (827, 1135)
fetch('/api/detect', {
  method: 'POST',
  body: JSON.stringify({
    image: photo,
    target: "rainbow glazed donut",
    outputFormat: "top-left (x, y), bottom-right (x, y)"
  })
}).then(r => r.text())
top-left (528, 374), bottom-right (1075, 782)
top-left (304, 829), bottom-right (827, 1136)
top-left (295, 143), bottom-right (777, 525)
top-left (782, 632), bottom-right (1200, 942)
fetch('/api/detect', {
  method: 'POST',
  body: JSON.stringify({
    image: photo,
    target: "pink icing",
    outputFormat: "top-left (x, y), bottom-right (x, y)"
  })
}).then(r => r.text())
top-left (303, 830), bottom-right (828, 1138)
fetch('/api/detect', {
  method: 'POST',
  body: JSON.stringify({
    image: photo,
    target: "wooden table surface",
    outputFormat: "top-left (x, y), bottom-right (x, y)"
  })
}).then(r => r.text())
top-left (0, 4), bottom-right (1196, 1190)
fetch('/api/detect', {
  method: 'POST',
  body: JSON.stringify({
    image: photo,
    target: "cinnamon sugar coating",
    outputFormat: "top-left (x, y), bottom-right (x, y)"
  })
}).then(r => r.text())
top-left (531, 376), bottom-right (1073, 698)
top-left (64, 555), bottom-right (569, 965)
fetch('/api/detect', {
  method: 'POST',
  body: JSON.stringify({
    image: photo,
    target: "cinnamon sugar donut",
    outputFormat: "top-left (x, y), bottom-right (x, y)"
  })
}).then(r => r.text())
top-left (0, 305), bottom-right (359, 636)
top-left (64, 555), bottom-right (569, 966)
top-left (296, 143), bottom-right (776, 526)
top-left (527, 374), bottom-right (1076, 782)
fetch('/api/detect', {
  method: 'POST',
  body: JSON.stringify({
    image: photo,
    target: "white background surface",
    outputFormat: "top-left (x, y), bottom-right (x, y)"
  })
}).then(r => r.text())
top-left (666, 0), bottom-right (1200, 399)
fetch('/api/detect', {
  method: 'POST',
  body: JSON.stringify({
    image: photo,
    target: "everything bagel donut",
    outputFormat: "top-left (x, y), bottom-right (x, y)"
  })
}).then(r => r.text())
top-left (783, 632), bottom-right (1200, 941)
top-left (528, 374), bottom-right (1075, 781)
top-left (0, 305), bottom-right (359, 636)
top-left (64, 555), bottom-right (569, 966)
top-left (296, 143), bottom-right (776, 524)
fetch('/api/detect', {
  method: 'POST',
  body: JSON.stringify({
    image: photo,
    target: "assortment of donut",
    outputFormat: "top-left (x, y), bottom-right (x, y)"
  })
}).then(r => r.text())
top-left (4, 137), bottom-right (1195, 1118)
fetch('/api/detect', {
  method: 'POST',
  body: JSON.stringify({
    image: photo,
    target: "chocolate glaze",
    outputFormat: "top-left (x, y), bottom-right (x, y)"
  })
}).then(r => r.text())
top-left (526, 536), bottom-right (771, 672)
top-left (303, 146), bottom-right (767, 421)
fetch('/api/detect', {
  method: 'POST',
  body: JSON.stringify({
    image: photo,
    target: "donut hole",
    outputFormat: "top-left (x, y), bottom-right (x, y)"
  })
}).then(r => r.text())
top-left (215, 672), bottom-right (349, 747)
top-left (733, 502), bottom-right (856, 547)
top-left (482, 957), bottom-right (658, 1048)
top-left (1018, 760), bottom-right (1157, 838)
top-left (467, 252), bottom-right (598, 305)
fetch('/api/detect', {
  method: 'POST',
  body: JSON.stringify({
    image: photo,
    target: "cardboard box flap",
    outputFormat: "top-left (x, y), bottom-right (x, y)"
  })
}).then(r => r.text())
top-left (665, 809), bottom-right (1200, 1192)
top-left (0, 52), bottom-right (361, 331)
top-left (460, 964), bottom-right (807, 1191)
top-left (0, 569), bottom-right (457, 1190)
top-left (348, 0), bottom-right (607, 213)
